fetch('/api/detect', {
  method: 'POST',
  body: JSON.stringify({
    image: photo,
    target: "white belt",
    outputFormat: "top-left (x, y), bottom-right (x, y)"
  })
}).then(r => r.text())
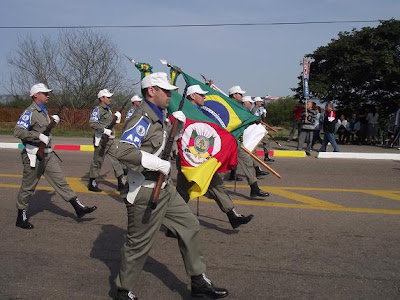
top-left (24, 145), bottom-right (52, 167)
top-left (141, 180), bottom-right (167, 189)
top-left (126, 170), bottom-right (167, 204)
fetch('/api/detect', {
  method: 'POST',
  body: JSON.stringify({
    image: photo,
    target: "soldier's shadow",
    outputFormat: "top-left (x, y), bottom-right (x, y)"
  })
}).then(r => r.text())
top-left (28, 190), bottom-right (94, 222)
top-left (91, 224), bottom-right (190, 299)
top-left (196, 215), bottom-right (238, 235)
top-left (80, 171), bottom-right (125, 203)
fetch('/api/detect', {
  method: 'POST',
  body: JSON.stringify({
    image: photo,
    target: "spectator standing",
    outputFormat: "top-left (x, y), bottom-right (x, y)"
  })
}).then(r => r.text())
top-left (296, 101), bottom-right (317, 155)
top-left (319, 103), bottom-right (340, 152)
top-left (287, 100), bottom-right (304, 141)
top-left (311, 106), bottom-right (323, 150)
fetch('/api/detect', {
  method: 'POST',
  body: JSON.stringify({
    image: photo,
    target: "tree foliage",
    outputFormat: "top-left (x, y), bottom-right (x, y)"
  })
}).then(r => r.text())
top-left (293, 19), bottom-right (400, 118)
top-left (265, 97), bottom-right (298, 127)
top-left (7, 30), bottom-right (129, 109)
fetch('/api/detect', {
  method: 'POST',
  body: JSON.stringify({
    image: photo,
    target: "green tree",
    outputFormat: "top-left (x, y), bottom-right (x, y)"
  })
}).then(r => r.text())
top-left (265, 96), bottom-right (298, 127)
top-left (293, 19), bottom-right (400, 119)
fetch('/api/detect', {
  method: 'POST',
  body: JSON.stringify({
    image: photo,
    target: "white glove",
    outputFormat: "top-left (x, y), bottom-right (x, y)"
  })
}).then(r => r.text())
top-left (51, 115), bottom-right (60, 124)
top-left (39, 133), bottom-right (50, 145)
top-left (172, 111), bottom-right (186, 123)
top-left (114, 111), bottom-right (121, 124)
top-left (103, 128), bottom-right (112, 136)
top-left (141, 151), bottom-right (171, 176)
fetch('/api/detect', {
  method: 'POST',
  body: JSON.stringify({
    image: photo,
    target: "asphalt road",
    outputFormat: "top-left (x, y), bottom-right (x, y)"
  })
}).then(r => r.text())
top-left (1, 148), bottom-right (399, 300)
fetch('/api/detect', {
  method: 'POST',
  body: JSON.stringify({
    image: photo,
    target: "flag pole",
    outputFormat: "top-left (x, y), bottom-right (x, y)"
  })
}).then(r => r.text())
top-left (242, 146), bottom-right (281, 178)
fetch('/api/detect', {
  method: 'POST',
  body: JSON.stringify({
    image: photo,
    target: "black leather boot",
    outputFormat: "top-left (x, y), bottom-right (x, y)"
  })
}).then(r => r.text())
top-left (228, 170), bottom-right (242, 181)
top-left (264, 155), bottom-right (275, 163)
top-left (227, 208), bottom-right (254, 229)
top-left (191, 274), bottom-right (228, 299)
top-left (250, 182), bottom-right (269, 198)
top-left (69, 197), bottom-right (97, 218)
top-left (114, 289), bottom-right (138, 300)
top-left (117, 176), bottom-right (129, 193)
top-left (16, 209), bottom-right (34, 229)
top-left (88, 178), bottom-right (102, 192)
top-left (255, 166), bottom-right (269, 178)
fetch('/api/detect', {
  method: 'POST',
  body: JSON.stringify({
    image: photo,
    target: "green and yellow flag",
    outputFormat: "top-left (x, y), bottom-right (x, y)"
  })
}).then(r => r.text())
top-left (182, 73), bottom-right (259, 139)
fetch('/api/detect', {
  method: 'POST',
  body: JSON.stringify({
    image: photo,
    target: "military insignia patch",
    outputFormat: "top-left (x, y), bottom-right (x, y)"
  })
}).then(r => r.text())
top-left (16, 110), bottom-right (32, 130)
top-left (89, 107), bottom-right (100, 122)
top-left (120, 116), bottom-right (150, 148)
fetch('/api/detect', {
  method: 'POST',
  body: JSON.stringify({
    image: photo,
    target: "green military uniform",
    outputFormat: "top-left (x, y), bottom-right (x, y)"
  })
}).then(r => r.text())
top-left (115, 100), bottom-right (206, 291)
top-left (14, 102), bottom-right (77, 210)
top-left (88, 104), bottom-right (124, 179)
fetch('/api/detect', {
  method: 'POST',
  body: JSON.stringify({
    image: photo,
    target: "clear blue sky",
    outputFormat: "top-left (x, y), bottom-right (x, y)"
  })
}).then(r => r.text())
top-left (0, 0), bottom-right (398, 97)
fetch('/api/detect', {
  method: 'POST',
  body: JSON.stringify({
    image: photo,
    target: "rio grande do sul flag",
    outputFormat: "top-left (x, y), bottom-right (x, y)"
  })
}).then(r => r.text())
top-left (168, 91), bottom-right (238, 199)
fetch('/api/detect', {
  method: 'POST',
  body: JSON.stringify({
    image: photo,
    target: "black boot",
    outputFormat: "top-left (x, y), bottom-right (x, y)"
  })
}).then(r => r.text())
top-left (264, 155), bottom-right (274, 163)
top-left (69, 197), bottom-right (97, 218)
top-left (250, 182), bottom-right (269, 198)
top-left (117, 176), bottom-right (129, 193)
top-left (88, 178), bottom-right (102, 192)
top-left (227, 208), bottom-right (254, 229)
top-left (114, 289), bottom-right (138, 300)
top-left (255, 166), bottom-right (269, 178)
top-left (228, 170), bottom-right (242, 181)
top-left (16, 209), bottom-right (34, 229)
top-left (191, 274), bottom-right (228, 299)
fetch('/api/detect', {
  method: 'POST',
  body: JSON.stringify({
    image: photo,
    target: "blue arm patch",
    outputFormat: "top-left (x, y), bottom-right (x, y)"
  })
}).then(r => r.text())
top-left (120, 116), bottom-right (150, 149)
top-left (125, 108), bottom-right (134, 121)
top-left (16, 110), bottom-right (32, 130)
top-left (89, 107), bottom-right (100, 122)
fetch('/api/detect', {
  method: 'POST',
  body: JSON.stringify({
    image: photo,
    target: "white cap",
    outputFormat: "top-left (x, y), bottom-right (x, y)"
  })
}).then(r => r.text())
top-left (254, 96), bottom-right (263, 102)
top-left (131, 95), bottom-right (142, 102)
top-left (141, 72), bottom-right (177, 90)
top-left (98, 89), bottom-right (113, 98)
top-left (30, 83), bottom-right (52, 96)
top-left (228, 85), bottom-right (246, 95)
top-left (187, 85), bottom-right (209, 97)
top-left (242, 96), bottom-right (254, 103)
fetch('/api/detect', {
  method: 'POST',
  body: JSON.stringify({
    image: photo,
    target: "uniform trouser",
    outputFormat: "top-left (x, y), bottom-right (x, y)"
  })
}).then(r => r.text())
top-left (116, 182), bottom-right (206, 291)
top-left (238, 148), bottom-right (257, 185)
top-left (17, 151), bottom-right (76, 210)
top-left (176, 170), bottom-right (234, 213)
top-left (297, 129), bottom-right (313, 152)
top-left (89, 139), bottom-right (124, 179)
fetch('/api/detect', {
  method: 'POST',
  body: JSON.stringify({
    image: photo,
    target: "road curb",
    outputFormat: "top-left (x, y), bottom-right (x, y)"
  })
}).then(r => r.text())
top-left (0, 142), bottom-right (94, 152)
top-left (318, 152), bottom-right (400, 160)
top-left (1, 142), bottom-right (308, 158)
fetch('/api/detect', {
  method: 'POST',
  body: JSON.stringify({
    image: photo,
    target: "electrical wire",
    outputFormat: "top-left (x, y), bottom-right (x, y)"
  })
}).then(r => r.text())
top-left (0, 20), bottom-right (384, 30)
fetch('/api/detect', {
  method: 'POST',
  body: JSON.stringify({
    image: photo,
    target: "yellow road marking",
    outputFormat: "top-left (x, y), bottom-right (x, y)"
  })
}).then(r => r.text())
top-left (2, 174), bottom-right (400, 215)
top-left (266, 187), bottom-right (342, 207)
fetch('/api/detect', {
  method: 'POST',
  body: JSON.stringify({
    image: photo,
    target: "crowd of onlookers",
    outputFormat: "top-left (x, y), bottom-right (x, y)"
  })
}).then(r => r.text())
top-left (287, 100), bottom-right (400, 153)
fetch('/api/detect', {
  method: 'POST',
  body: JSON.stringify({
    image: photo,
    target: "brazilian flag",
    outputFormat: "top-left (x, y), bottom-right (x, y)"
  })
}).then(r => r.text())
top-left (182, 72), bottom-right (259, 140)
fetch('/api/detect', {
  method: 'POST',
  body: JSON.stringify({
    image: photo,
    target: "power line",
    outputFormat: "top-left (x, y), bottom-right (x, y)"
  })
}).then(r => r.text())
top-left (0, 20), bottom-right (385, 30)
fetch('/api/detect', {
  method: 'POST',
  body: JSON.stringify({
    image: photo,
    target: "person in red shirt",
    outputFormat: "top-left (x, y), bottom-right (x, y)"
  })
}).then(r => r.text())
top-left (287, 100), bottom-right (304, 141)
